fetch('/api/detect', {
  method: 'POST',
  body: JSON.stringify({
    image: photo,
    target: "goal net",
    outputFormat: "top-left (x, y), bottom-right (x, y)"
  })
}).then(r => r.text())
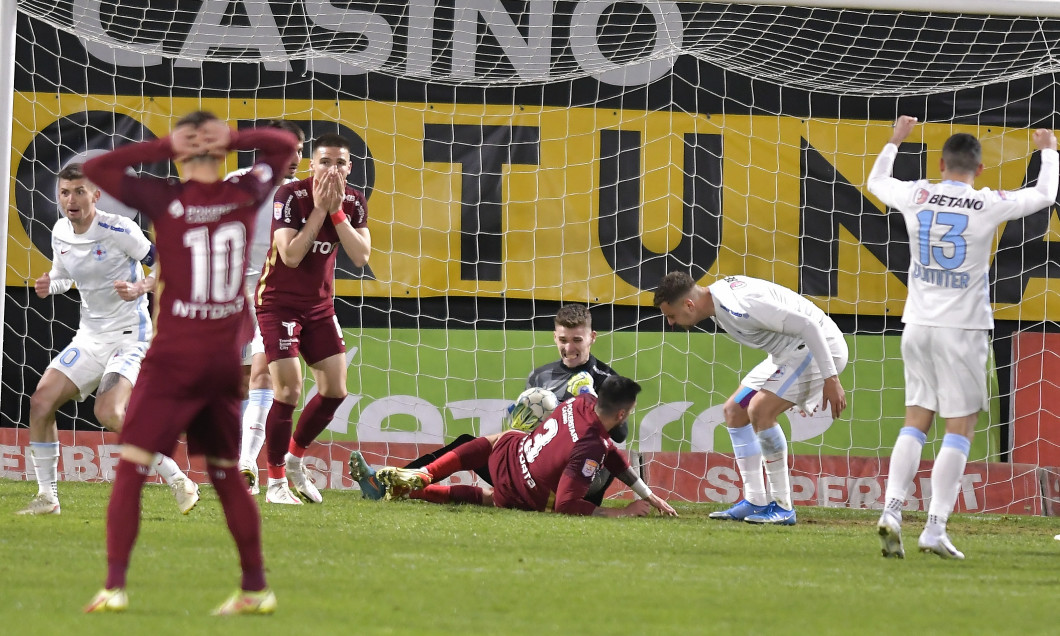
top-left (5, 1), bottom-right (1060, 513)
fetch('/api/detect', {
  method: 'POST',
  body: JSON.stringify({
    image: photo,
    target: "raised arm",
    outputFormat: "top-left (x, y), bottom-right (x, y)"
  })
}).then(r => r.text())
top-left (229, 127), bottom-right (300, 188)
top-left (82, 138), bottom-right (174, 209)
top-left (866, 116), bottom-right (919, 208)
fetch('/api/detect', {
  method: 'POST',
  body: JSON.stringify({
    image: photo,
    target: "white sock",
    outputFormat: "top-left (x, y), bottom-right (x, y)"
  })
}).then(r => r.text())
top-left (728, 424), bottom-right (768, 506)
top-left (240, 388), bottom-right (272, 467)
top-left (152, 453), bottom-right (187, 485)
top-left (926, 434), bottom-right (971, 533)
top-left (29, 442), bottom-right (59, 500)
top-left (757, 425), bottom-right (792, 510)
top-left (883, 426), bottom-right (927, 519)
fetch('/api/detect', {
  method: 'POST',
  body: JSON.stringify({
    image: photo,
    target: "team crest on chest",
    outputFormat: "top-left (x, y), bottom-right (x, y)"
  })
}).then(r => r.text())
top-left (92, 243), bottom-right (107, 261)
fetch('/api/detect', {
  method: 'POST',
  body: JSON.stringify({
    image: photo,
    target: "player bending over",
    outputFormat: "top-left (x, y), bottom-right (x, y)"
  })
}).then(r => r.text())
top-left (19, 163), bottom-right (197, 516)
top-left (81, 111), bottom-right (299, 614)
top-left (374, 376), bottom-right (678, 517)
top-left (654, 272), bottom-right (848, 526)
top-left (869, 117), bottom-right (1059, 560)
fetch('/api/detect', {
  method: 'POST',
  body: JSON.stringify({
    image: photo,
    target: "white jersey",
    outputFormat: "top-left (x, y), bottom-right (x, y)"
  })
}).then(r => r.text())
top-left (868, 143), bottom-right (1059, 329)
top-left (225, 167), bottom-right (294, 283)
top-left (708, 275), bottom-right (844, 377)
top-left (49, 209), bottom-right (153, 342)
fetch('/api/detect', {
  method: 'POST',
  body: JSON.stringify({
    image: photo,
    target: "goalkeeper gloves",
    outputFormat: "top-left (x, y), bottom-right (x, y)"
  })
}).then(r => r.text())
top-left (566, 371), bottom-right (597, 397)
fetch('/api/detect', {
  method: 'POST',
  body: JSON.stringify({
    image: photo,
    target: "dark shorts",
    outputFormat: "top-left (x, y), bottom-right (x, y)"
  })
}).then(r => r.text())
top-left (488, 431), bottom-right (541, 512)
top-left (257, 302), bottom-right (345, 365)
top-left (120, 344), bottom-right (243, 461)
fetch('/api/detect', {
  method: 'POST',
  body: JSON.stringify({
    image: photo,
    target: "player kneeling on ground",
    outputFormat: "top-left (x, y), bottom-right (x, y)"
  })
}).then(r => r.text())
top-left (374, 376), bottom-right (678, 517)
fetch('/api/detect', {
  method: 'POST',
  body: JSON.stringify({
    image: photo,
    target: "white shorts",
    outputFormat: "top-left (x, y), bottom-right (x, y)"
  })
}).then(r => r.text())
top-left (241, 277), bottom-right (266, 366)
top-left (742, 340), bottom-right (849, 414)
top-left (901, 323), bottom-right (989, 418)
top-left (48, 333), bottom-right (149, 401)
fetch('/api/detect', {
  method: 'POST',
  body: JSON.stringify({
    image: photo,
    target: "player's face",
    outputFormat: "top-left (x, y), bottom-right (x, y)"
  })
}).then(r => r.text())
top-left (287, 142), bottom-right (304, 178)
top-left (658, 299), bottom-right (697, 329)
top-left (554, 324), bottom-right (596, 368)
top-left (57, 178), bottom-right (100, 226)
top-left (311, 146), bottom-right (352, 180)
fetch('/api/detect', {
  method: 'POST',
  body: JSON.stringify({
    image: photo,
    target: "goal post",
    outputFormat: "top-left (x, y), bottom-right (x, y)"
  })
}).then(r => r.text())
top-left (5, 1), bottom-right (1060, 514)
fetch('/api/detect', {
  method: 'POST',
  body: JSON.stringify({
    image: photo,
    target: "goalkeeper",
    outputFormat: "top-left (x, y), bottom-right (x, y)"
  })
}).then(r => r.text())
top-left (349, 304), bottom-right (632, 503)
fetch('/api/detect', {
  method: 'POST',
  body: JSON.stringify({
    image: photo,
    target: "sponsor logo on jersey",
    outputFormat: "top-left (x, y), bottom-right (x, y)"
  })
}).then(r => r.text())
top-left (92, 243), bottom-right (107, 261)
top-left (293, 189), bottom-right (309, 198)
top-left (719, 303), bottom-right (747, 318)
top-left (581, 458), bottom-right (599, 478)
top-left (723, 275), bottom-right (746, 289)
top-left (168, 200), bottom-right (184, 218)
top-left (281, 320), bottom-right (297, 337)
top-left (185, 202), bottom-right (241, 223)
top-left (925, 193), bottom-right (983, 209)
top-left (98, 221), bottom-right (128, 233)
top-left (311, 240), bottom-right (338, 254)
top-left (915, 188), bottom-right (929, 204)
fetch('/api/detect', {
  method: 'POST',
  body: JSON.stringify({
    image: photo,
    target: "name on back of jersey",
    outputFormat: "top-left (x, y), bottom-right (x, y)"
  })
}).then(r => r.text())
top-left (172, 295), bottom-right (244, 320)
top-left (915, 188), bottom-right (984, 210)
top-left (911, 263), bottom-right (971, 289)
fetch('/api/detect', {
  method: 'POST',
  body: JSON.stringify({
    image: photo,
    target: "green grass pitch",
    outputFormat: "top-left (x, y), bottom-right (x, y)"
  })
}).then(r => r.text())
top-left (1, 479), bottom-right (1057, 635)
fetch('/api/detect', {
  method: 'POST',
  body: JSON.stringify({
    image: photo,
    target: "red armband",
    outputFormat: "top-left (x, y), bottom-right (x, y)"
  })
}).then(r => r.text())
top-left (330, 210), bottom-right (348, 226)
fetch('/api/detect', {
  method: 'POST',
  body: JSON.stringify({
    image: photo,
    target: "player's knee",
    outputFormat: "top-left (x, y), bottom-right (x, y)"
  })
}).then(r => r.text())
top-left (94, 403), bottom-right (124, 432)
top-left (723, 399), bottom-right (748, 426)
top-left (273, 384), bottom-right (301, 404)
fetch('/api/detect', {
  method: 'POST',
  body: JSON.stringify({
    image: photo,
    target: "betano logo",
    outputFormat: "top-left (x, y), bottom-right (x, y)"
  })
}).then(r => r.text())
top-left (9, 94), bottom-right (1060, 320)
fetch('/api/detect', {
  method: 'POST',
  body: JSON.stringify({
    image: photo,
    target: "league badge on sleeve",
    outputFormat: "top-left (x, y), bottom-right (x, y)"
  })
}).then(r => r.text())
top-left (581, 458), bottom-right (599, 478)
top-left (274, 201), bottom-right (283, 220)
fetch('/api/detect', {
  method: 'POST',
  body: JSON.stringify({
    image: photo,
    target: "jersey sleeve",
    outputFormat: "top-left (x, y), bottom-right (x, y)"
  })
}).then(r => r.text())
top-left (552, 437), bottom-right (607, 516)
top-left (83, 138), bottom-right (177, 219)
top-left (47, 232), bottom-right (75, 294)
top-left (866, 143), bottom-right (919, 210)
top-left (273, 183), bottom-right (306, 233)
top-left (988, 148), bottom-right (1059, 221)
top-left (112, 216), bottom-right (153, 263)
top-left (344, 188), bottom-right (369, 228)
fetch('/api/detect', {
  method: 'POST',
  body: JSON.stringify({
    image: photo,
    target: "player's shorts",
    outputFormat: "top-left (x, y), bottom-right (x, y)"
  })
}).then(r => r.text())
top-left (901, 323), bottom-right (989, 418)
top-left (257, 302), bottom-right (345, 365)
top-left (48, 333), bottom-right (149, 401)
top-left (741, 338), bottom-right (849, 414)
top-left (488, 431), bottom-right (542, 512)
top-left (120, 343), bottom-right (243, 461)
top-left (240, 323), bottom-right (266, 366)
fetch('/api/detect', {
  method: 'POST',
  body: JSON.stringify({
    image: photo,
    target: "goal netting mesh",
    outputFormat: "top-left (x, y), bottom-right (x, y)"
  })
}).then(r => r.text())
top-left (6, 0), bottom-right (1060, 513)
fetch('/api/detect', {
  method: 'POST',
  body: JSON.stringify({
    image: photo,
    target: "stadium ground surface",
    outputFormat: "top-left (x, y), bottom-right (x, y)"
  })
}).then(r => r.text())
top-left (1, 479), bottom-right (1056, 635)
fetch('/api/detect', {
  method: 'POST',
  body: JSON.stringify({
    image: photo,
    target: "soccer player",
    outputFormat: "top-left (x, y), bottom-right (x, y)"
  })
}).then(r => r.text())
top-left (374, 375), bottom-right (678, 517)
top-left (81, 111), bottom-right (300, 614)
top-left (868, 117), bottom-right (1059, 559)
top-left (18, 163), bottom-right (198, 517)
top-left (349, 303), bottom-right (630, 504)
top-left (654, 272), bottom-right (848, 526)
top-left (226, 120), bottom-right (306, 496)
top-left (256, 133), bottom-right (370, 505)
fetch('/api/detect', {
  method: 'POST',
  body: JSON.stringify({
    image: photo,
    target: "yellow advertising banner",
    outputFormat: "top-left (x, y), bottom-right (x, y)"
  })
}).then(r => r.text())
top-left (9, 94), bottom-right (1060, 319)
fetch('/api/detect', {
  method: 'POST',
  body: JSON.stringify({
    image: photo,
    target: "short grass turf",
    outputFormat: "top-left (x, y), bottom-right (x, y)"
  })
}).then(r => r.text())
top-left (1, 479), bottom-right (1058, 636)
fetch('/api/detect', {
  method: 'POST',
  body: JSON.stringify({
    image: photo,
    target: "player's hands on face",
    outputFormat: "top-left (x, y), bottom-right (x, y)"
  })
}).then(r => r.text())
top-left (34, 272), bottom-right (50, 298)
top-left (113, 280), bottom-right (142, 301)
top-left (1033, 128), bottom-right (1058, 152)
top-left (822, 375), bottom-right (847, 419)
top-left (170, 123), bottom-right (200, 161)
top-left (313, 168), bottom-right (344, 214)
top-left (194, 119), bottom-right (233, 159)
top-left (890, 115), bottom-right (918, 145)
top-left (648, 493), bottom-right (679, 517)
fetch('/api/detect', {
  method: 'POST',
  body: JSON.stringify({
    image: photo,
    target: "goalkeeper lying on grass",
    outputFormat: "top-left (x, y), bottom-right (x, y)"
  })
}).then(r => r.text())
top-left (349, 304), bottom-right (634, 503)
top-left (372, 375), bottom-right (677, 517)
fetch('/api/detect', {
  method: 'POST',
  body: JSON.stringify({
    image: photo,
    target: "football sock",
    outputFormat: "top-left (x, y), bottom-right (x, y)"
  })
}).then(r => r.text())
top-left (728, 424), bottom-right (768, 506)
top-left (209, 463), bottom-right (266, 592)
top-left (151, 453), bottom-right (185, 485)
top-left (240, 388), bottom-right (272, 467)
top-left (105, 460), bottom-right (149, 590)
top-left (265, 400), bottom-right (296, 469)
top-left (410, 484), bottom-right (483, 505)
top-left (287, 441), bottom-right (306, 460)
top-left (425, 435), bottom-right (492, 482)
top-left (406, 434), bottom-right (476, 469)
top-left (883, 426), bottom-right (928, 516)
top-left (29, 441), bottom-right (59, 499)
top-left (926, 434), bottom-right (971, 533)
top-left (757, 424), bottom-right (792, 510)
top-left (292, 395), bottom-right (344, 449)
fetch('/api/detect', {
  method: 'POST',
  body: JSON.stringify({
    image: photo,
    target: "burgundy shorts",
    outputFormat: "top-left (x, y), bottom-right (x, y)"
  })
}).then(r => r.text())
top-left (488, 431), bottom-right (541, 512)
top-left (120, 344), bottom-right (242, 461)
top-left (256, 302), bottom-right (345, 365)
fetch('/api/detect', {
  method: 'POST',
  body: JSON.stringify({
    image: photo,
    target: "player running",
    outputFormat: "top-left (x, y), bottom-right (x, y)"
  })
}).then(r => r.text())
top-left (868, 116), bottom-right (1059, 559)
top-left (81, 111), bottom-right (299, 614)
top-left (373, 376), bottom-right (677, 518)
top-left (654, 272), bottom-right (848, 526)
top-left (19, 163), bottom-right (197, 516)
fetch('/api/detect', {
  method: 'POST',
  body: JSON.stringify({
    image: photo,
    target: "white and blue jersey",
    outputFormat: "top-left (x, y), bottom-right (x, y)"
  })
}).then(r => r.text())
top-left (867, 143), bottom-right (1059, 329)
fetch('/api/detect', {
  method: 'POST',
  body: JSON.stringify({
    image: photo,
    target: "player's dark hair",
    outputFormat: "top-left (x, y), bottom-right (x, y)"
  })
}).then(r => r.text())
top-left (555, 304), bottom-right (591, 329)
top-left (653, 271), bottom-right (696, 307)
top-left (266, 120), bottom-right (306, 143)
top-left (57, 162), bottom-right (90, 185)
top-left (595, 375), bottom-right (641, 415)
top-left (313, 132), bottom-right (350, 152)
top-left (175, 110), bottom-right (219, 128)
top-left (942, 133), bottom-right (981, 174)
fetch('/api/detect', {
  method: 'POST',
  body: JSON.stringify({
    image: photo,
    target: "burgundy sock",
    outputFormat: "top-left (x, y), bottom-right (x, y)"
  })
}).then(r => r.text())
top-left (265, 400), bottom-right (296, 468)
top-left (449, 485), bottom-right (484, 505)
top-left (292, 395), bottom-right (344, 449)
top-left (425, 435), bottom-right (492, 482)
top-left (411, 484), bottom-right (451, 504)
top-left (209, 464), bottom-right (267, 592)
top-left (105, 459), bottom-right (149, 589)
top-left (410, 484), bottom-right (484, 505)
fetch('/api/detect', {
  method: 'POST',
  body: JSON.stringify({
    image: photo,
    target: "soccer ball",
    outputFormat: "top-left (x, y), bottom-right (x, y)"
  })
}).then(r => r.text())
top-left (506, 386), bottom-right (559, 432)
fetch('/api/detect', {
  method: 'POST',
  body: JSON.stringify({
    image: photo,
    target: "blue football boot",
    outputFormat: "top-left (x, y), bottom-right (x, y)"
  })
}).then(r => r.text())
top-left (744, 501), bottom-right (797, 525)
top-left (708, 499), bottom-right (768, 521)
